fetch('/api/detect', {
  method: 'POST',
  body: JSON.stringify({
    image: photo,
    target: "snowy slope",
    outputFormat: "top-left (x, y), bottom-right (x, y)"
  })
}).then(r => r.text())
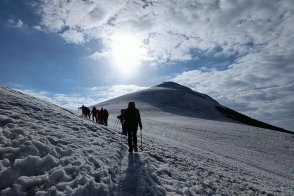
top-left (1, 86), bottom-right (294, 195)
top-left (0, 87), bottom-right (163, 195)
top-left (97, 82), bottom-right (290, 133)
top-left (97, 82), bottom-right (294, 195)
top-left (95, 82), bottom-right (226, 121)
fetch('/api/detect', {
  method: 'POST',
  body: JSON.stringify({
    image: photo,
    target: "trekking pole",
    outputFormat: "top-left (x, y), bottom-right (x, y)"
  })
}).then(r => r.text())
top-left (120, 128), bottom-right (123, 150)
top-left (140, 128), bottom-right (143, 151)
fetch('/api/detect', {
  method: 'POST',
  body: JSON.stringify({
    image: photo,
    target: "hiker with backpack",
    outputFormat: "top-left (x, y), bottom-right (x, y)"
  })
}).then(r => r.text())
top-left (96, 108), bottom-right (103, 124)
top-left (78, 105), bottom-right (90, 119)
top-left (117, 109), bottom-right (127, 136)
top-left (103, 108), bottom-right (109, 126)
top-left (123, 102), bottom-right (142, 153)
top-left (91, 106), bottom-right (97, 122)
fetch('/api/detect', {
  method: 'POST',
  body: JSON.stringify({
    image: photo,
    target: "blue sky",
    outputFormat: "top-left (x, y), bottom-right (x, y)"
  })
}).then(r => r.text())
top-left (1, 0), bottom-right (293, 130)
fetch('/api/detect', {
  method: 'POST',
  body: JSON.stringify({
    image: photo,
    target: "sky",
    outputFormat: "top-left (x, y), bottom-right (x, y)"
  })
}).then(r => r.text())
top-left (0, 0), bottom-right (293, 130)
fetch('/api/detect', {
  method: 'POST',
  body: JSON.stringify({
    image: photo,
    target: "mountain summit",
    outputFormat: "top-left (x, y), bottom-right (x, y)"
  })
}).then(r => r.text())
top-left (155, 81), bottom-right (193, 91)
top-left (97, 81), bottom-right (223, 120)
top-left (98, 82), bottom-right (290, 133)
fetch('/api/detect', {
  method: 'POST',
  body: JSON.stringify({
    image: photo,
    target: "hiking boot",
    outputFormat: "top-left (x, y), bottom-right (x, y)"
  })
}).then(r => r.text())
top-left (134, 146), bottom-right (138, 152)
top-left (128, 147), bottom-right (133, 153)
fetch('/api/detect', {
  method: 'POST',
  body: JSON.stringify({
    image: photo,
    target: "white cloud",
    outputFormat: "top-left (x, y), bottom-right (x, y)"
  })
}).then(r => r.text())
top-left (36, 0), bottom-right (294, 130)
top-left (89, 51), bottom-right (111, 60)
top-left (37, 0), bottom-right (294, 65)
top-left (89, 84), bottom-right (148, 101)
top-left (15, 84), bottom-right (148, 110)
top-left (51, 94), bottom-right (98, 109)
top-left (172, 52), bottom-right (294, 130)
top-left (15, 88), bottom-right (97, 109)
top-left (61, 29), bottom-right (85, 44)
top-left (33, 25), bottom-right (42, 31)
top-left (39, 0), bottom-right (127, 43)
top-left (15, 89), bottom-right (52, 102)
top-left (8, 18), bottom-right (24, 28)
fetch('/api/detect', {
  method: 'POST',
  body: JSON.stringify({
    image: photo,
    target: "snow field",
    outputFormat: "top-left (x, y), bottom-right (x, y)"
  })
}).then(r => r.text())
top-left (0, 87), bottom-right (162, 195)
top-left (144, 118), bottom-right (294, 195)
top-left (1, 86), bottom-right (294, 195)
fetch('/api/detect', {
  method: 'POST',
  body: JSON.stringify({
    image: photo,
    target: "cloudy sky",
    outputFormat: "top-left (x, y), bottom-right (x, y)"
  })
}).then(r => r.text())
top-left (1, 0), bottom-right (293, 130)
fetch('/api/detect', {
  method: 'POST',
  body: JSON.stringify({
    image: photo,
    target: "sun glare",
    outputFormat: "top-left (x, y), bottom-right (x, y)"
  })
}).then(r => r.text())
top-left (111, 34), bottom-right (147, 77)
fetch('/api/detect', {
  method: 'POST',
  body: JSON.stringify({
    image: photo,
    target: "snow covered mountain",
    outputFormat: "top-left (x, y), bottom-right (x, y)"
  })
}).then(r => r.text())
top-left (1, 86), bottom-right (293, 195)
top-left (95, 82), bottom-right (225, 120)
top-left (96, 82), bottom-right (290, 133)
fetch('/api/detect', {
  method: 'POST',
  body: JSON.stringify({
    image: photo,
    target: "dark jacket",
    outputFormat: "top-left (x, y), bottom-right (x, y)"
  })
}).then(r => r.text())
top-left (124, 107), bottom-right (142, 131)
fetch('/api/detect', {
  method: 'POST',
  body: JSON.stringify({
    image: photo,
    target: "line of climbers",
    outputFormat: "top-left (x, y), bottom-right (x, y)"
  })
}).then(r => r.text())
top-left (79, 102), bottom-right (142, 153)
top-left (79, 105), bottom-right (109, 126)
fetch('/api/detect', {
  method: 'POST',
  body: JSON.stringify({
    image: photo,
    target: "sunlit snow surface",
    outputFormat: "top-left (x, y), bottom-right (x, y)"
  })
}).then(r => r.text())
top-left (0, 86), bottom-right (293, 195)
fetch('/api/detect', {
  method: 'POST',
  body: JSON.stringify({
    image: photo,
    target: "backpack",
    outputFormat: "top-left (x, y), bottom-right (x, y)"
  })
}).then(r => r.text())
top-left (124, 108), bottom-right (140, 127)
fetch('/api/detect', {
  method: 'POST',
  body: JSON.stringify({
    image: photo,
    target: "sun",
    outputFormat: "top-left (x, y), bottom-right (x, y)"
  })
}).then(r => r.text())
top-left (111, 34), bottom-right (147, 77)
